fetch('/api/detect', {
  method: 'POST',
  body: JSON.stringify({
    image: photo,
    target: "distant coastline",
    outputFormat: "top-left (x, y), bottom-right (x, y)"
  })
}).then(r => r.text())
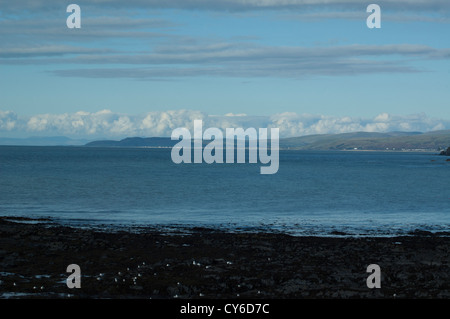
top-left (0, 144), bottom-right (442, 152)
top-left (1, 129), bottom-right (450, 152)
top-left (84, 129), bottom-right (450, 152)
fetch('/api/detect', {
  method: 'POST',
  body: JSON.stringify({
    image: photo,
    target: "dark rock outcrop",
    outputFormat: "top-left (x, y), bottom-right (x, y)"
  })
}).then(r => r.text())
top-left (439, 147), bottom-right (450, 156)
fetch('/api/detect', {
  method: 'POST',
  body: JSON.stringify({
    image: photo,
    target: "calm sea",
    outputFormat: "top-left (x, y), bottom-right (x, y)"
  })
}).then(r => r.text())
top-left (1, 146), bottom-right (449, 236)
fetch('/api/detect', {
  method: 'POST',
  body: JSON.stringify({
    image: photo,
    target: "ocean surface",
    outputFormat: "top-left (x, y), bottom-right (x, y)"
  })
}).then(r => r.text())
top-left (1, 146), bottom-right (449, 236)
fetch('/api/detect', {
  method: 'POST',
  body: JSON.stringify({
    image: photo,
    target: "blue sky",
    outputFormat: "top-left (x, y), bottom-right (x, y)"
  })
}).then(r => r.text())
top-left (0, 0), bottom-right (449, 139)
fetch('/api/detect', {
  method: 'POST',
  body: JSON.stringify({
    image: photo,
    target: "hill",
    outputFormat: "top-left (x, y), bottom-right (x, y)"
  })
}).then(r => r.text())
top-left (280, 130), bottom-right (450, 150)
top-left (84, 130), bottom-right (450, 151)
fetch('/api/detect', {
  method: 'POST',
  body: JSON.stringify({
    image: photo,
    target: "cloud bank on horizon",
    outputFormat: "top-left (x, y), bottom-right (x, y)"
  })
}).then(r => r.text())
top-left (1, 109), bottom-right (448, 139)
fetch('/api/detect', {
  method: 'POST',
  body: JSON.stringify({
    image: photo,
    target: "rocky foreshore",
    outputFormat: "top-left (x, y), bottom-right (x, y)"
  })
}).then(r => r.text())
top-left (0, 217), bottom-right (449, 299)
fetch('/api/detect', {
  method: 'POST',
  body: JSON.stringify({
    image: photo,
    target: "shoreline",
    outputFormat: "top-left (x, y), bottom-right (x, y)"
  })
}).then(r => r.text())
top-left (0, 216), bottom-right (449, 299)
top-left (2, 215), bottom-right (448, 238)
top-left (0, 144), bottom-right (442, 153)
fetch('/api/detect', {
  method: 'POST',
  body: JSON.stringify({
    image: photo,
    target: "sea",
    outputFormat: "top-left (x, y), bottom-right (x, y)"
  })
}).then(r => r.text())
top-left (1, 145), bottom-right (449, 236)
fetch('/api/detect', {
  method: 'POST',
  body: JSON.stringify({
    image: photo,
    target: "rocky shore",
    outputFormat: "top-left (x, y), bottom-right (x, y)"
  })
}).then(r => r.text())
top-left (0, 216), bottom-right (449, 299)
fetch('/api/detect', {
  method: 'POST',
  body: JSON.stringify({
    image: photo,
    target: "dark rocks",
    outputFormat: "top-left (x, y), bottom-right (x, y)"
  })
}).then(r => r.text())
top-left (439, 147), bottom-right (450, 156)
top-left (0, 217), bottom-right (449, 299)
top-left (330, 230), bottom-right (348, 236)
top-left (408, 229), bottom-right (434, 236)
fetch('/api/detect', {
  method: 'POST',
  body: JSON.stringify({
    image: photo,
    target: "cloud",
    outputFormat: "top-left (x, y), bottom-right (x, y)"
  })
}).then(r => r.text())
top-left (0, 45), bottom-right (113, 58)
top-left (35, 43), bottom-right (449, 79)
top-left (225, 113), bottom-right (248, 117)
top-left (279, 10), bottom-right (450, 23)
top-left (20, 109), bottom-right (209, 138)
top-left (3, 42), bottom-right (448, 80)
top-left (0, 16), bottom-right (177, 44)
top-left (2, 109), bottom-right (450, 139)
top-left (1, 0), bottom-right (448, 80)
top-left (4, 42), bottom-right (446, 63)
top-left (2, 0), bottom-right (450, 13)
top-left (0, 110), bottom-right (19, 131)
top-left (269, 112), bottom-right (450, 136)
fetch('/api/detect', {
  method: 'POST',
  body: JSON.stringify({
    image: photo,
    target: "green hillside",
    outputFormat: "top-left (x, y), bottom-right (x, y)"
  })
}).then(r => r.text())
top-left (279, 130), bottom-right (450, 150)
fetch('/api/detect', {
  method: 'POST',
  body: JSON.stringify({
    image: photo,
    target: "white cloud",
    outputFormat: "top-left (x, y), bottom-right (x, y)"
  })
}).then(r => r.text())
top-left (374, 112), bottom-right (390, 122)
top-left (1, 109), bottom-right (450, 139)
top-left (0, 110), bottom-right (18, 131)
top-left (225, 113), bottom-right (247, 117)
top-left (269, 112), bottom-right (450, 137)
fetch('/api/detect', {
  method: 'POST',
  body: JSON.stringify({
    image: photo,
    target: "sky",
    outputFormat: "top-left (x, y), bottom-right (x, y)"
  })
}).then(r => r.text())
top-left (0, 0), bottom-right (449, 139)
